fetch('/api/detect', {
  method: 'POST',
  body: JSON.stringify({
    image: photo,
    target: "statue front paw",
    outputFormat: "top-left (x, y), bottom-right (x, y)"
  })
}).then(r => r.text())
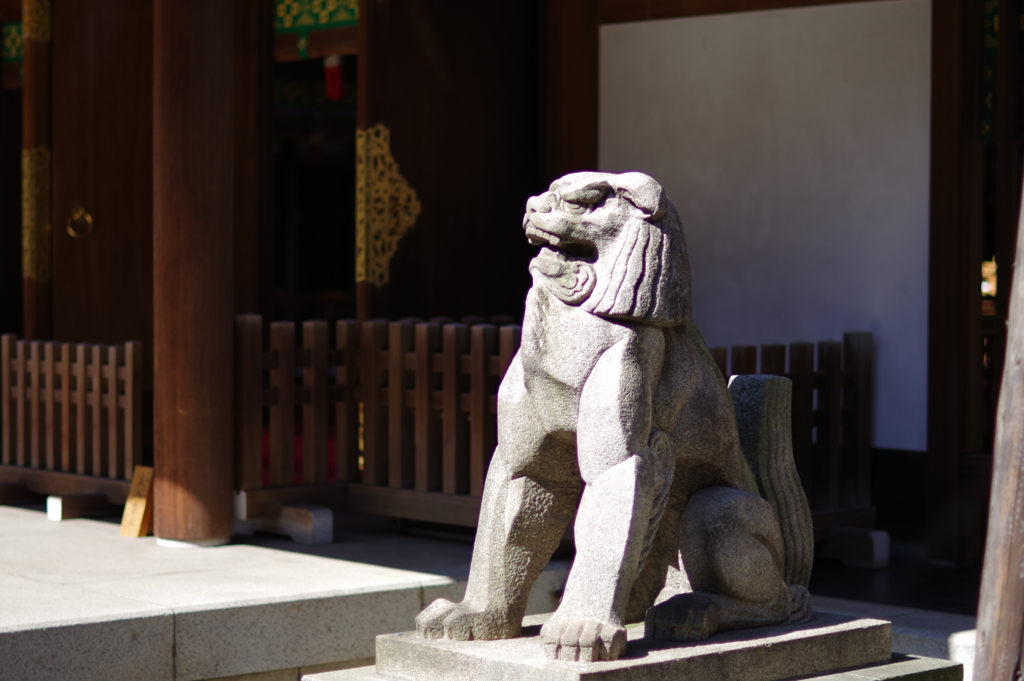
top-left (541, 614), bottom-right (627, 662)
top-left (415, 598), bottom-right (520, 641)
top-left (415, 598), bottom-right (460, 639)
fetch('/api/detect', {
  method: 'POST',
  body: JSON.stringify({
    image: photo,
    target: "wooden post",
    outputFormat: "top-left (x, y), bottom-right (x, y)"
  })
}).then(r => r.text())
top-left (303, 320), bottom-right (329, 485)
top-left (789, 342), bottom-right (815, 504)
top-left (21, 0), bottom-right (51, 340)
top-left (268, 321), bottom-right (296, 487)
top-left (927, 0), bottom-right (986, 562)
top-left (234, 315), bottom-right (264, 491)
top-left (387, 320), bottom-right (414, 489)
top-left (730, 346), bottom-right (757, 376)
top-left (413, 322), bottom-right (441, 491)
top-left (975, 178), bottom-right (1024, 681)
top-left (709, 346), bottom-right (728, 379)
top-left (468, 324), bottom-right (497, 497)
top-left (335, 319), bottom-right (361, 483)
top-left (990, 0), bottom-right (1023, 448)
top-left (543, 0), bottom-right (598, 182)
top-left (152, 0), bottom-right (234, 545)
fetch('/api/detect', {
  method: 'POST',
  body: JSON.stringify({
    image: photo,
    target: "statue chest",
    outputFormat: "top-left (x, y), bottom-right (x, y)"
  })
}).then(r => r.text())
top-left (519, 286), bottom-right (620, 393)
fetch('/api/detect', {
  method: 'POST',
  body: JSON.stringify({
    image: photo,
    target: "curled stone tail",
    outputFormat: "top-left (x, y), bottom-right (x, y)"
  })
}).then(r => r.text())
top-left (729, 375), bottom-right (815, 588)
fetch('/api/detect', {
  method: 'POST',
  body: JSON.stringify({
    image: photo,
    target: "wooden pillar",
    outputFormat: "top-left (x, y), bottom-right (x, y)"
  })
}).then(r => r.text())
top-left (355, 0), bottom-right (379, 321)
top-left (542, 0), bottom-right (598, 184)
top-left (990, 0), bottom-right (1023, 442)
top-left (21, 0), bottom-right (51, 340)
top-left (974, 176), bottom-right (1024, 681)
top-left (926, 0), bottom-right (986, 562)
top-left (153, 0), bottom-right (234, 544)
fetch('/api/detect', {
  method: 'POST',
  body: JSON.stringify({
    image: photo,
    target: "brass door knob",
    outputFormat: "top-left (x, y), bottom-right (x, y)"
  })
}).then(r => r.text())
top-left (66, 207), bottom-right (94, 239)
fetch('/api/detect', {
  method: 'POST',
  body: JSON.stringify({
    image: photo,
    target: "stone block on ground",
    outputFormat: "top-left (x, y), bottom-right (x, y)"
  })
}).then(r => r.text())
top-left (305, 654), bottom-right (961, 681)
top-left (808, 654), bottom-right (962, 680)
top-left (233, 505), bottom-right (334, 545)
top-left (314, 613), bottom-right (892, 681)
top-left (820, 527), bottom-right (891, 569)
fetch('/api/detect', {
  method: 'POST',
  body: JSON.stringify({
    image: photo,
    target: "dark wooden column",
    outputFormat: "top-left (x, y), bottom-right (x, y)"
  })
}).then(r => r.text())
top-left (21, 0), bottom-right (51, 340)
top-left (926, 0), bottom-right (986, 562)
top-left (0, 1), bottom-right (22, 337)
top-left (990, 0), bottom-right (1023, 444)
top-left (153, 0), bottom-right (234, 544)
top-left (542, 0), bottom-right (598, 184)
top-left (355, 0), bottom-right (381, 321)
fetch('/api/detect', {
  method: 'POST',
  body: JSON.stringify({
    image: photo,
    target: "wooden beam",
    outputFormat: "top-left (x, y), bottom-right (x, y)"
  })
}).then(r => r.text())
top-left (152, 0), bottom-right (235, 544)
top-left (599, 0), bottom-right (897, 23)
top-left (233, 481), bottom-right (482, 528)
top-left (926, 0), bottom-right (986, 563)
top-left (0, 464), bottom-right (130, 503)
top-left (234, 482), bottom-right (348, 521)
top-left (46, 492), bottom-right (111, 520)
top-left (347, 483), bottom-right (482, 528)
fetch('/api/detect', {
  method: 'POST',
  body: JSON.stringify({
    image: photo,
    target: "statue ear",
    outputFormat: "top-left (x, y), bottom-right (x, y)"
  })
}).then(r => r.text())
top-left (613, 172), bottom-right (668, 221)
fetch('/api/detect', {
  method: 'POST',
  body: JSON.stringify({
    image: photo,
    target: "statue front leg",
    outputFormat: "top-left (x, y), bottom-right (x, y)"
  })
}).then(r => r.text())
top-left (541, 437), bottom-right (673, 662)
top-left (416, 452), bottom-right (579, 641)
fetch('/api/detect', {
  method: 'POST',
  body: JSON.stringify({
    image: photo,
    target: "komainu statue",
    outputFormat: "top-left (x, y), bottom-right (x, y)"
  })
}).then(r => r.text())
top-left (415, 171), bottom-right (814, 662)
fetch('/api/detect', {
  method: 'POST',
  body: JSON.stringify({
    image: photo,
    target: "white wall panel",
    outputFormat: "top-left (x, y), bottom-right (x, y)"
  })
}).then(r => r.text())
top-left (599, 0), bottom-right (931, 450)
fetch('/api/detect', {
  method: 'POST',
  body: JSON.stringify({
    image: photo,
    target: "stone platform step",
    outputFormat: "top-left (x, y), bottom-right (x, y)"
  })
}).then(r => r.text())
top-left (311, 654), bottom-right (960, 681)
top-left (308, 654), bottom-right (961, 681)
top-left (0, 505), bottom-right (568, 681)
top-left (302, 612), bottom-right (943, 681)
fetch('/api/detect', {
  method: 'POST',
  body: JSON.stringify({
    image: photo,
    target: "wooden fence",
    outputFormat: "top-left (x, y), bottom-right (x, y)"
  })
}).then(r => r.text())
top-left (0, 335), bottom-right (143, 502)
top-left (709, 333), bottom-right (874, 537)
top-left (233, 315), bottom-right (520, 525)
top-left (233, 315), bottom-right (874, 537)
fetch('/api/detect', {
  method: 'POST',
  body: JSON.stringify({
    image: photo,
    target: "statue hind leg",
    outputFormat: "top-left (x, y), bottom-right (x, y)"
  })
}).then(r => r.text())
top-left (416, 452), bottom-right (580, 641)
top-left (645, 486), bottom-right (812, 642)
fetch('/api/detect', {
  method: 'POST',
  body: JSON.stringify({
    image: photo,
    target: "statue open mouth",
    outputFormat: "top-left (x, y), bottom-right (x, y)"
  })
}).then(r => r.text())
top-left (524, 222), bottom-right (564, 248)
top-left (525, 222), bottom-right (596, 263)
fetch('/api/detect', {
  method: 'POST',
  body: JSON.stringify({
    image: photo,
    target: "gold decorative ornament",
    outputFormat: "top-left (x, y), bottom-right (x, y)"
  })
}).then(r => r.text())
top-left (66, 207), bottom-right (93, 239)
top-left (21, 145), bottom-right (51, 282)
top-left (22, 0), bottom-right (51, 44)
top-left (355, 123), bottom-right (421, 287)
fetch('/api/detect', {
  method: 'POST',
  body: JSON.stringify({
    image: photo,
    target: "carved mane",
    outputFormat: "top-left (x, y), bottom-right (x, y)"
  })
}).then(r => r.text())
top-left (581, 173), bottom-right (692, 327)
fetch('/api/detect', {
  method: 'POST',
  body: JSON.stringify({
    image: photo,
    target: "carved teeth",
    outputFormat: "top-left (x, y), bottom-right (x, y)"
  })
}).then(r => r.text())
top-left (524, 224), bottom-right (563, 248)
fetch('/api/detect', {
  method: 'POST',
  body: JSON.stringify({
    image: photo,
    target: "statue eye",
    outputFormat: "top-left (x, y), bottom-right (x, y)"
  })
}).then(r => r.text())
top-left (561, 187), bottom-right (606, 205)
top-left (563, 200), bottom-right (588, 213)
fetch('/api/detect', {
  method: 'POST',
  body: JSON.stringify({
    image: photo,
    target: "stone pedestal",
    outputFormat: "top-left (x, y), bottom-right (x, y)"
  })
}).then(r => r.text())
top-left (302, 613), bottom-right (961, 681)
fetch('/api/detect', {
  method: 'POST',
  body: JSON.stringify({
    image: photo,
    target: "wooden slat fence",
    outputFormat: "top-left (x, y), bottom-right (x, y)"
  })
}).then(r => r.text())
top-left (1, 335), bottom-right (143, 483)
top-left (235, 315), bottom-right (873, 536)
top-left (234, 315), bottom-right (519, 522)
top-left (710, 332), bottom-right (875, 536)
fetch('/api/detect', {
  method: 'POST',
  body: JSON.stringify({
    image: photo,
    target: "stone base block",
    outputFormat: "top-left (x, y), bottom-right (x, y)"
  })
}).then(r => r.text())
top-left (306, 654), bottom-right (962, 681)
top-left (308, 613), bottom-right (894, 681)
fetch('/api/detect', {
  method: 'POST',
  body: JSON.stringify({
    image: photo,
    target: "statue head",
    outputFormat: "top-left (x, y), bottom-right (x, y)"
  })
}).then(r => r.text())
top-left (523, 171), bottom-right (691, 326)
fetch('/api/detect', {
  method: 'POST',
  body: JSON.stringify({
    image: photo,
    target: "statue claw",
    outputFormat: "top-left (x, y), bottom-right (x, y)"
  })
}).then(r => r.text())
top-left (541, 615), bottom-right (627, 662)
top-left (415, 598), bottom-right (458, 639)
top-left (415, 597), bottom-right (520, 641)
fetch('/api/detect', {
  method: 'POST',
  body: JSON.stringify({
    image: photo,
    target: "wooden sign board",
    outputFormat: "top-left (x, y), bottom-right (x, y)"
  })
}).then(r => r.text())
top-left (120, 465), bottom-right (153, 537)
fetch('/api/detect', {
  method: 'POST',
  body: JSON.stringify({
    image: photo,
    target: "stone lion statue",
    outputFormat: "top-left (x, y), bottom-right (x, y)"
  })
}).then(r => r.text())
top-left (416, 171), bottom-right (813, 661)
